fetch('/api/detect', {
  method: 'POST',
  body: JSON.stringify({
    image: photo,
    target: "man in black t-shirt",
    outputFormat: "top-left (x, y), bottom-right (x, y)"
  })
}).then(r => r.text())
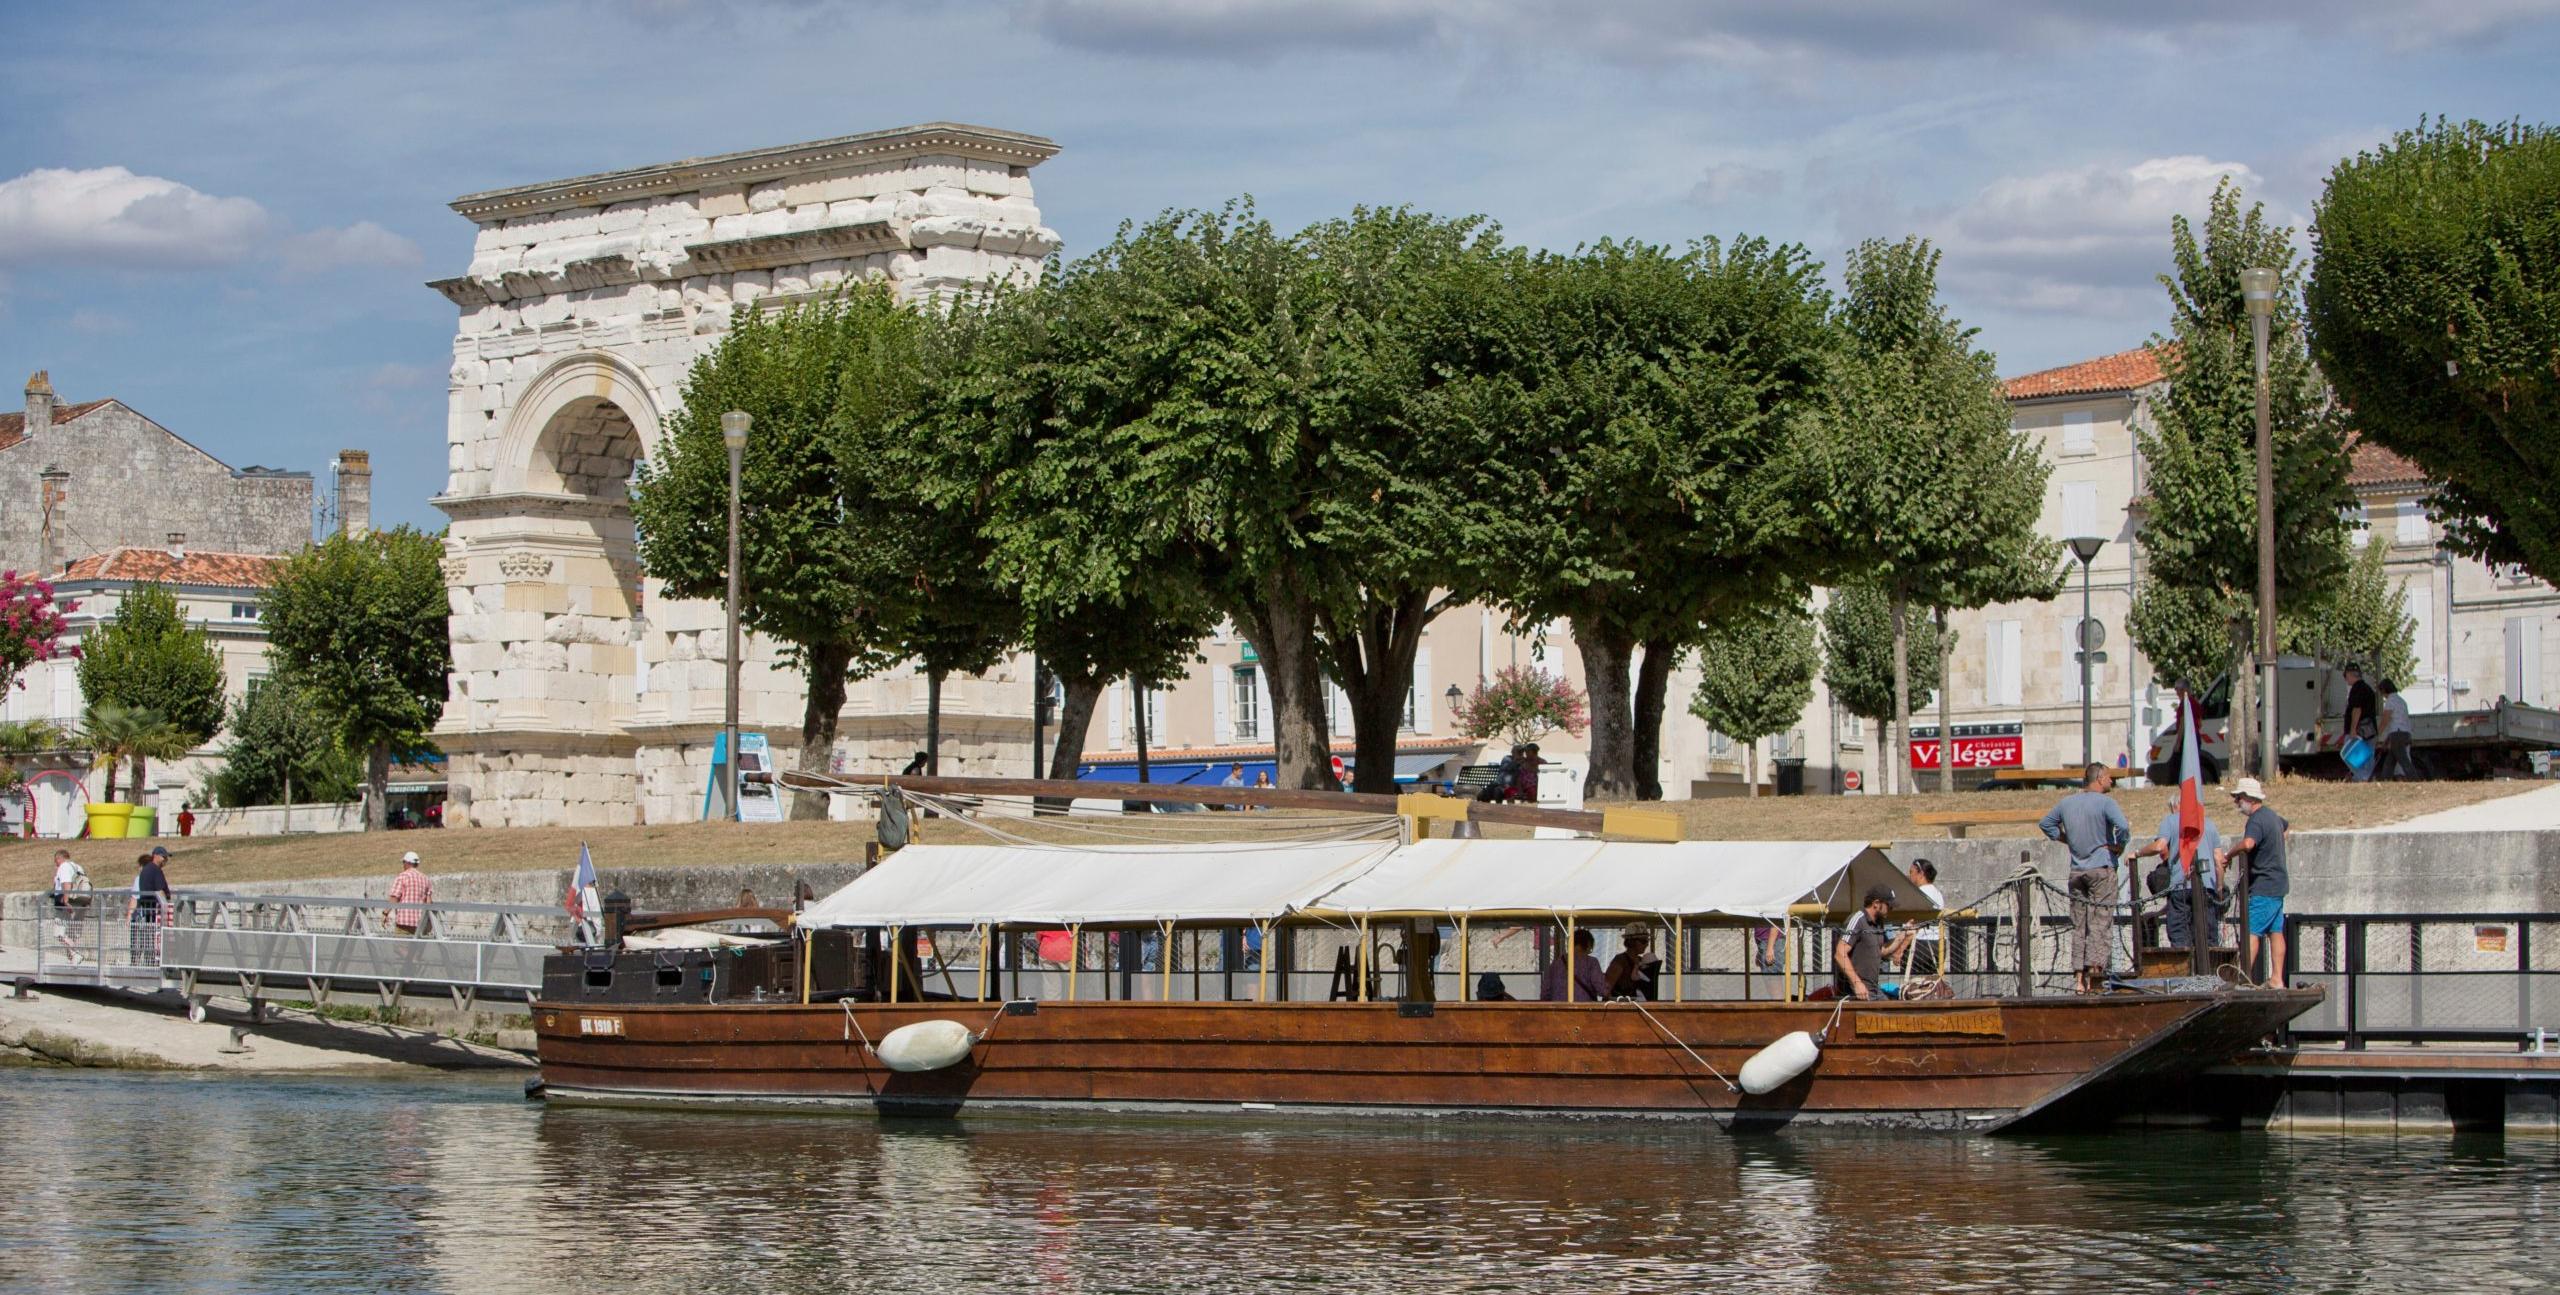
top-left (2338, 666), bottom-right (2379, 783)
top-left (1832, 886), bottom-right (1897, 1000)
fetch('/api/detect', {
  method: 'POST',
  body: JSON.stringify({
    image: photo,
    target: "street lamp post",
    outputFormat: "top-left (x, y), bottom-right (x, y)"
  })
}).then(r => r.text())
top-left (2242, 266), bottom-right (2280, 784)
top-left (720, 409), bottom-right (751, 822)
top-left (2068, 535), bottom-right (2105, 769)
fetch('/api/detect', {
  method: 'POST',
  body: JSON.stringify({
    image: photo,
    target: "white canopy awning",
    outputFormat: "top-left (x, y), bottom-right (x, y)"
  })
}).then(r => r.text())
top-left (1302, 839), bottom-right (1922, 922)
top-left (796, 841), bottom-right (1398, 930)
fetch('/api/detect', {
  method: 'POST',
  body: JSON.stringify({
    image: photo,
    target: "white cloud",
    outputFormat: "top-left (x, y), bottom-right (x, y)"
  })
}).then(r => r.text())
top-left (1687, 162), bottom-right (1784, 209)
top-left (277, 220), bottom-right (422, 274)
top-left (67, 308), bottom-right (132, 335)
top-left (1924, 155), bottom-right (2282, 317)
top-left (0, 166), bottom-right (272, 267)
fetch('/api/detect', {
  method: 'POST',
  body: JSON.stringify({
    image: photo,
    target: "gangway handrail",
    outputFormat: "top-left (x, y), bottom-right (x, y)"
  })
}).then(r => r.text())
top-left (175, 891), bottom-right (571, 918)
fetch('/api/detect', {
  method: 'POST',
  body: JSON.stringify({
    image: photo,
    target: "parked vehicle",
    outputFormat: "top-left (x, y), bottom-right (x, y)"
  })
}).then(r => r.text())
top-left (2147, 655), bottom-right (2560, 783)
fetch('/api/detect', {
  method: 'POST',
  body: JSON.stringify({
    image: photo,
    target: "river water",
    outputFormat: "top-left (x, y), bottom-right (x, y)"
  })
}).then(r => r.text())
top-left (1, 1070), bottom-right (2550, 1293)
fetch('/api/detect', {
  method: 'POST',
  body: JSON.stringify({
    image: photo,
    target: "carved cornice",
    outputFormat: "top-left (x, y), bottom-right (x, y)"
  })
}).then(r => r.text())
top-left (498, 551), bottom-right (555, 581)
top-left (434, 491), bottom-right (629, 523)
top-left (449, 122), bottom-right (1060, 222)
top-left (680, 224), bottom-right (903, 276)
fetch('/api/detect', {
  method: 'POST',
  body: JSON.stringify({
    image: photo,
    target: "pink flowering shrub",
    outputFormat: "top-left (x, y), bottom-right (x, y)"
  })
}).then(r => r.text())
top-left (1451, 665), bottom-right (1589, 747)
top-left (0, 570), bottom-right (76, 694)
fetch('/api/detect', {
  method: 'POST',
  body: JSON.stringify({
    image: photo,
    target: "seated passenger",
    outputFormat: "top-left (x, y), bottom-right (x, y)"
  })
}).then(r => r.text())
top-left (1474, 972), bottom-right (1515, 1002)
top-left (1539, 929), bottom-right (1608, 1002)
top-left (1605, 924), bottom-right (1661, 1001)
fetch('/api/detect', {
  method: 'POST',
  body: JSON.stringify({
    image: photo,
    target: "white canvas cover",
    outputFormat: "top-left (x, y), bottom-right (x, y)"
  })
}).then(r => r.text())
top-left (796, 840), bottom-right (1398, 929)
top-left (1302, 839), bottom-right (1923, 922)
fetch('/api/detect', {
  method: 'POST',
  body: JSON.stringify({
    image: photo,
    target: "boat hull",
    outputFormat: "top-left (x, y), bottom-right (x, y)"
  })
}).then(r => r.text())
top-left (533, 990), bottom-right (2322, 1132)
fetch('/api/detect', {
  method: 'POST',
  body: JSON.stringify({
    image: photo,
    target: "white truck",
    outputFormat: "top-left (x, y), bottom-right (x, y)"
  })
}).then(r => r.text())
top-left (2144, 654), bottom-right (2560, 784)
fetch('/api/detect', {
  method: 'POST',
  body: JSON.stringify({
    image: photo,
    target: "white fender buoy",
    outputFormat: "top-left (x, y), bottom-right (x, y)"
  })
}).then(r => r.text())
top-left (1738, 1030), bottom-right (1821, 1095)
top-left (873, 1019), bottom-right (979, 1073)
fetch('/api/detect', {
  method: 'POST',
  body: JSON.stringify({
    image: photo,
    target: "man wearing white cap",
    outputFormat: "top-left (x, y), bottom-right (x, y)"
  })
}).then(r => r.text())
top-left (388, 850), bottom-right (434, 936)
top-left (2216, 778), bottom-right (2290, 988)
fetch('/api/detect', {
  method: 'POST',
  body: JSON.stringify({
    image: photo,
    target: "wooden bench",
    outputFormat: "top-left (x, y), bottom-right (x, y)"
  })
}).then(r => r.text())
top-left (1977, 767), bottom-right (2089, 790)
top-left (1452, 764), bottom-right (1507, 799)
top-left (1912, 807), bottom-right (2050, 839)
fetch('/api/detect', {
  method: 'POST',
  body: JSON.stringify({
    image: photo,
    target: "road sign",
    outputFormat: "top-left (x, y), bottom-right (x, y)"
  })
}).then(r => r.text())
top-left (2078, 617), bottom-right (2107, 650)
top-left (1843, 770), bottom-right (1863, 792)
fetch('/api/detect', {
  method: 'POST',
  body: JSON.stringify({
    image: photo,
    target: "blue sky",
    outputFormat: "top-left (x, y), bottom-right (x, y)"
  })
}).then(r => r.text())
top-left (3, 0), bottom-right (2555, 532)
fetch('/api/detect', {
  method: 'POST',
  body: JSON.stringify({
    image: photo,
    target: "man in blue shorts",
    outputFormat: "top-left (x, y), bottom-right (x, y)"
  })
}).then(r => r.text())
top-left (2218, 777), bottom-right (2290, 988)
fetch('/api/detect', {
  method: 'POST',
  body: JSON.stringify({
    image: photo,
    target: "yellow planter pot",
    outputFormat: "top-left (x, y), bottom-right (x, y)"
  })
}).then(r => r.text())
top-left (85, 803), bottom-right (135, 839)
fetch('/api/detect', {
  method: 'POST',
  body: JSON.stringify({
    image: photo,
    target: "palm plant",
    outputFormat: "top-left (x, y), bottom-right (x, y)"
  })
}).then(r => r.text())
top-left (78, 703), bottom-right (195, 804)
top-left (0, 717), bottom-right (71, 793)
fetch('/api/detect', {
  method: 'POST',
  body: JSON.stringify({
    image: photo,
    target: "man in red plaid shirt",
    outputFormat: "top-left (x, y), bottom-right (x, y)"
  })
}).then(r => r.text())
top-left (388, 851), bottom-right (433, 935)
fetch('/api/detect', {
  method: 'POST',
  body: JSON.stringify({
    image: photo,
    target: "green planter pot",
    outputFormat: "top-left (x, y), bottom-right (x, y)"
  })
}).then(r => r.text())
top-left (128, 807), bottom-right (157, 838)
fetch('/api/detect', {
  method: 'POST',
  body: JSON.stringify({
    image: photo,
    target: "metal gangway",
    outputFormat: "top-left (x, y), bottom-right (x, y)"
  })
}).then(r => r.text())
top-left (7, 890), bottom-right (577, 1018)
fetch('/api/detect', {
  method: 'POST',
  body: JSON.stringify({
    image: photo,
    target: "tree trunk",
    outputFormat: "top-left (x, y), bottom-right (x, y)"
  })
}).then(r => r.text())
top-left (366, 740), bottom-right (391, 832)
top-left (926, 669), bottom-right (945, 776)
top-left (129, 754), bottom-right (148, 806)
top-left (1890, 590), bottom-right (1912, 797)
top-left (103, 756), bottom-right (119, 804)
top-left (1631, 637), bottom-right (1676, 801)
top-left (791, 639), bottom-right (854, 821)
top-left (2227, 619), bottom-right (2255, 781)
top-left (1870, 721), bottom-right (1886, 797)
top-left (1936, 606), bottom-right (1954, 795)
top-left (1746, 739), bottom-right (1759, 798)
top-left (1320, 588), bottom-right (1439, 795)
top-left (1238, 575), bottom-right (1332, 790)
top-left (1575, 616), bottom-right (1638, 801)
top-left (1035, 674), bottom-right (1104, 815)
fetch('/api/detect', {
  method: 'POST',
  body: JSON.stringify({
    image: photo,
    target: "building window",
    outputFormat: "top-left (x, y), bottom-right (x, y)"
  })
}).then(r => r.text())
top-left (2061, 410), bottom-right (2096, 455)
top-left (230, 602), bottom-right (262, 621)
top-left (2349, 502), bottom-right (2373, 546)
top-left (2395, 502), bottom-right (2429, 546)
top-left (1985, 619), bottom-right (2023, 707)
top-left (1841, 712), bottom-right (1864, 743)
top-left (2061, 481), bottom-right (2099, 541)
top-left (1232, 666), bottom-right (1261, 741)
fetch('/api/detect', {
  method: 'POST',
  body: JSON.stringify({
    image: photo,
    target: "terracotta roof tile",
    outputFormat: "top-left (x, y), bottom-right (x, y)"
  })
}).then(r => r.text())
top-left (2005, 346), bottom-right (2168, 400)
top-left (0, 399), bottom-right (111, 451)
top-left (58, 547), bottom-right (285, 590)
top-left (2347, 436), bottom-right (2429, 491)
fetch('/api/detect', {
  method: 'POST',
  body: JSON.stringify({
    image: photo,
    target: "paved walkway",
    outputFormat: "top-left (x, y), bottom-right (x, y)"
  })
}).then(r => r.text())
top-left (2371, 782), bottom-right (2560, 832)
top-left (0, 987), bottom-right (531, 1072)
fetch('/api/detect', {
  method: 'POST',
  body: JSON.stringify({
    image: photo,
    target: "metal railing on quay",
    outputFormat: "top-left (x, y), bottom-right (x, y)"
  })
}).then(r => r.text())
top-left (154, 891), bottom-right (582, 1009)
top-left (2284, 912), bottom-right (2560, 1049)
top-left (24, 888), bottom-right (173, 987)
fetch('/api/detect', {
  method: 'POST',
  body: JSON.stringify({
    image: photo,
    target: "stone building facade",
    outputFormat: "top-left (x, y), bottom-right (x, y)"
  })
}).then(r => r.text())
top-left (430, 122), bottom-right (1061, 826)
top-left (4, 372), bottom-right (313, 574)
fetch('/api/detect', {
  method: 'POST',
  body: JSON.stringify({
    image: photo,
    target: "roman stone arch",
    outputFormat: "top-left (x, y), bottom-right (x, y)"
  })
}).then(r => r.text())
top-left (431, 123), bottom-right (1062, 827)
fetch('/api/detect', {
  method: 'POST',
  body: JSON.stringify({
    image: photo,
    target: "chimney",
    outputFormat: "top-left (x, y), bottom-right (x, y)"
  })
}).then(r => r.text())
top-left (24, 371), bottom-right (54, 440)
top-left (167, 532), bottom-right (186, 561)
top-left (39, 466), bottom-right (69, 574)
top-left (334, 449), bottom-right (372, 537)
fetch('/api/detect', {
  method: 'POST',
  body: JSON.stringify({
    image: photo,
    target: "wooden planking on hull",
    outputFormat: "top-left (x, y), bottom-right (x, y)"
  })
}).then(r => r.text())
top-left (532, 991), bottom-right (2324, 1129)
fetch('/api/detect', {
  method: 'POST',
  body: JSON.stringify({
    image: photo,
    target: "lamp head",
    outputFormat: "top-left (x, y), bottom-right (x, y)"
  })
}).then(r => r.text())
top-left (1444, 684), bottom-right (1462, 704)
top-left (2067, 534), bottom-right (2105, 565)
top-left (2239, 267), bottom-right (2279, 319)
top-left (720, 410), bottom-right (752, 451)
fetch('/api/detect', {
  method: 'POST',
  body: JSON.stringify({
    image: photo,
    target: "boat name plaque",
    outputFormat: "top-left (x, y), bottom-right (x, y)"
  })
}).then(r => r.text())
top-left (1853, 1008), bottom-right (2005, 1037)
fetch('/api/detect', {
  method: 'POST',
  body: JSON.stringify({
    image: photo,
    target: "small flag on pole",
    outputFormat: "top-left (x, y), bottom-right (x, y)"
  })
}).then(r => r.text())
top-left (565, 842), bottom-right (597, 921)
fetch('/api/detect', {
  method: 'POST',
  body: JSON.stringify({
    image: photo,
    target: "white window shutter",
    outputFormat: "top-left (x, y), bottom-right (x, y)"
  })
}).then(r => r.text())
top-left (2062, 482), bottom-right (2098, 540)
top-left (1412, 649), bottom-right (1432, 734)
top-left (2062, 410), bottom-right (2095, 453)
top-left (2397, 503), bottom-right (2429, 545)
top-left (1255, 670), bottom-right (1274, 742)
top-left (1213, 667), bottom-right (1232, 744)
top-left (2406, 583), bottom-right (2435, 705)
top-left (2510, 616), bottom-right (2543, 706)
top-left (1108, 682), bottom-right (1125, 747)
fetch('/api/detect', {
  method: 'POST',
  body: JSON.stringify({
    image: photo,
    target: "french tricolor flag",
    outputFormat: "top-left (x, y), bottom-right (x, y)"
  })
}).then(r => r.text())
top-left (2175, 690), bottom-right (2206, 884)
top-left (565, 843), bottom-right (597, 921)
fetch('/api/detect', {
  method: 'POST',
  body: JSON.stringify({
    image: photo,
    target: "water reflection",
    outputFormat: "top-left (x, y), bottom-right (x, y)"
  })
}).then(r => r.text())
top-left (0, 1071), bottom-right (2551, 1294)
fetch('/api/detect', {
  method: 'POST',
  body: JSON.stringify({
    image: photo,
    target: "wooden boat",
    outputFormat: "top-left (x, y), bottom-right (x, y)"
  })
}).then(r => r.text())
top-left (533, 825), bottom-right (2324, 1132)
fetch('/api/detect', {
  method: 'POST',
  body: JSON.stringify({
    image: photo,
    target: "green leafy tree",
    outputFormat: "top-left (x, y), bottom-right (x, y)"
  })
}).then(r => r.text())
top-left (77, 703), bottom-right (192, 805)
top-left (205, 675), bottom-right (363, 807)
top-left (2127, 575), bottom-right (2238, 695)
top-left (1499, 237), bottom-right (1837, 800)
top-left (1820, 584), bottom-right (1943, 791)
top-left (2309, 119), bottom-right (2560, 581)
top-left (262, 528), bottom-right (450, 830)
top-left (2129, 179), bottom-right (2355, 776)
top-left (76, 582), bottom-right (225, 798)
top-left (1809, 238), bottom-right (2061, 795)
top-left (2284, 536), bottom-right (2419, 685)
top-left (1687, 603), bottom-right (1819, 796)
top-left (635, 286), bottom-right (998, 816)
top-left (1452, 665), bottom-right (1590, 749)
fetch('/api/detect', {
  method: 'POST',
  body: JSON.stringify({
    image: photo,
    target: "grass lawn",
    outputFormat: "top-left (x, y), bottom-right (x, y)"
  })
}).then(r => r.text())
top-left (5, 774), bottom-right (2539, 894)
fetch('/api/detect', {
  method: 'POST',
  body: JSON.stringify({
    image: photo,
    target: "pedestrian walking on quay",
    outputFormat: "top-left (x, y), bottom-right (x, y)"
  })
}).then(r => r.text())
top-left (2039, 763), bottom-right (2131, 994)
top-left (2219, 777), bottom-right (2292, 989)
top-left (129, 849), bottom-right (172, 964)
top-left (388, 851), bottom-right (433, 935)
top-left (49, 849), bottom-right (89, 963)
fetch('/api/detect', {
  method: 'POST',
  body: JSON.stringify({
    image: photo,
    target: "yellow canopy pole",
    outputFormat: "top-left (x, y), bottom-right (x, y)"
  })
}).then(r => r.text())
top-left (1565, 913), bottom-right (1578, 1003)
top-left (1357, 917), bottom-right (1372, 1003)
top-left (976, 923), bottom-right (989, 1002)
top-left (1672, 914), bottom-right (1685, 1003)
top-left (800, 926), bottom-right (813, 1004)
top-left (1160, 919), bottom-right (1174, 1002)
top-left (887, 925), bottom-right (902, 1004)
top-left (1783, 918), bottom-right (1797, 1003)
top-left (1457, 915), bottom-right (1471, 1000)
top-left (1257, 920), bottom-right (1272, 1002)
top-left (1067, 923), bottom-right (1082, 1002)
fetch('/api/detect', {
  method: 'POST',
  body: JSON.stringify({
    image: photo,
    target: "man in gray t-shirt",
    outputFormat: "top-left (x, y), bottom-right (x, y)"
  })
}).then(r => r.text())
top-left (2040, 764), bottom-right (2132, 993)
